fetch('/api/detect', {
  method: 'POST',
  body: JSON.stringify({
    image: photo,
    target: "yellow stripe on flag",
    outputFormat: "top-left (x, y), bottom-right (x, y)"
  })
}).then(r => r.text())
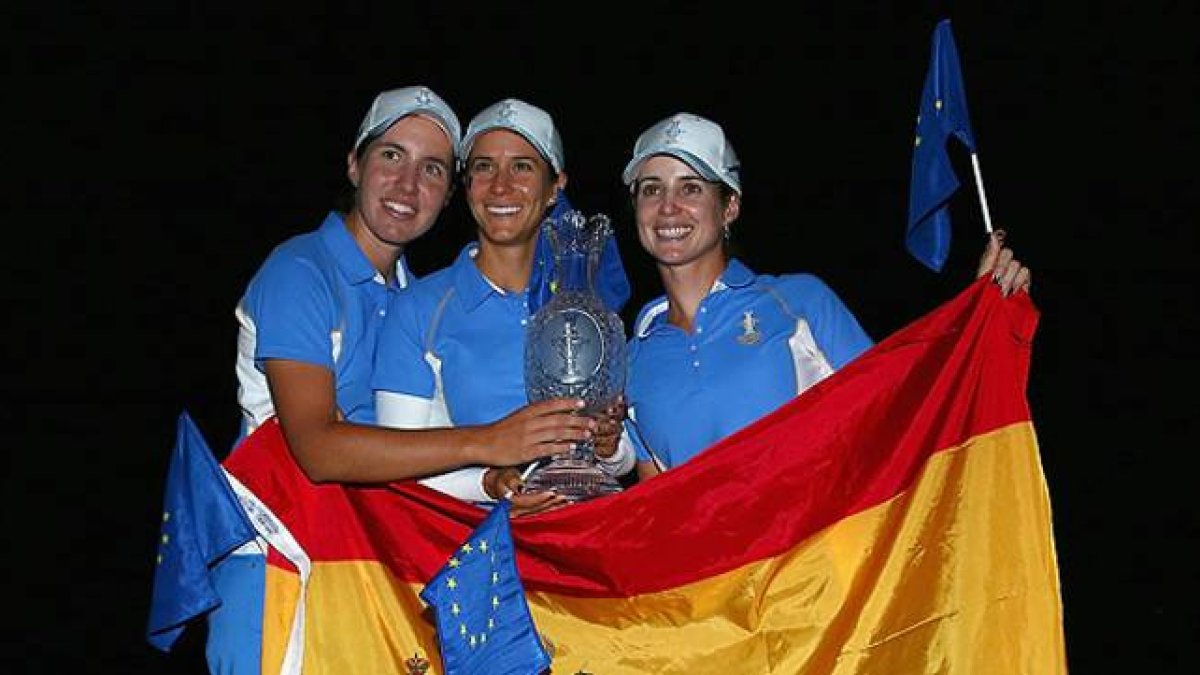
top-left (260, 422), bottom-right (1064, 674)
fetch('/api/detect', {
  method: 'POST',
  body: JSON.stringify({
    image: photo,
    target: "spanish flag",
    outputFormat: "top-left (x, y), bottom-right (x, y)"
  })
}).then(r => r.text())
top-left (223, 277), bottom-right (1066, 674)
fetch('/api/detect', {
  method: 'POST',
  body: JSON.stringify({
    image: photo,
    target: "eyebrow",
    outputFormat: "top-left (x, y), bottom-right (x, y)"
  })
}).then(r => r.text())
top-left (468, 154), bottom-right (540, 164)
top-left (635, 173), bottom-right (705, 185)
top-left (380, 142), bottom-right (451, 168)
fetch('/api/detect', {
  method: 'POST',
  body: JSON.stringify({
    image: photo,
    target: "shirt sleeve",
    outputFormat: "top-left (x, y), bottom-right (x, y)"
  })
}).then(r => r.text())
top-left (372, 290), bottom-right (437, 399)
top-left (420, 468), bottom-right (492, 503)
top-left (243, 254), bottom-right (337, 371)
top-left (788, 274), bottom-right (875, 370)
top-left (623, 409), bottom-right (658, 464)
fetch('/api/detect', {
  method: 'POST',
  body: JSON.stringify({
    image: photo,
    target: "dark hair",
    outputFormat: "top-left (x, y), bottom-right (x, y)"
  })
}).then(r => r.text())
top-left (354, 130), bottom-right (384, 161)
top-left (335, 133), bottom-right (458, 214)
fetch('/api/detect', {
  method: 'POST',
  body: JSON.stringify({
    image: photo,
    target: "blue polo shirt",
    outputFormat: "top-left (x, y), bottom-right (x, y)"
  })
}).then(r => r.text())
top-left (373, 243), bottom-right (531, 426)
top-left (236, 211), bottom-right (410, 429)
top-left (625, 259), bottom-right (874, 469)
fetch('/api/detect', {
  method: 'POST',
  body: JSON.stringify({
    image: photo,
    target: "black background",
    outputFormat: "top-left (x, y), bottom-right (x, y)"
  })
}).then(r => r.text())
top-left (7, 2), bottom-right (1197, 673)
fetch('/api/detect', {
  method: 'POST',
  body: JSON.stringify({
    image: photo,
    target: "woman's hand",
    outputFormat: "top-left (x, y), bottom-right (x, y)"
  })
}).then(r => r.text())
top-left (977, 229), bottom-right (1031, 297)
top-left (592, 396), bottom-right (628, 460)
top-left (472, 398), bottom-right (596, 466)
top-left (483, 466), bottom-right (569, 517)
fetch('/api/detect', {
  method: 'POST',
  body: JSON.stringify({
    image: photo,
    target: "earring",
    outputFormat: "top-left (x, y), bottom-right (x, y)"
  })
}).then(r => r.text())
top-left (723, 224), bottom-right (731, 240)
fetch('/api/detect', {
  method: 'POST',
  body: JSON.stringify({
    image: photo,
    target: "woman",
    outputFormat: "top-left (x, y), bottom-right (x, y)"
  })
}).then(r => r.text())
top-left (620, 112), bottom-right (1030, 480)
top-left (373, 98), bottom-right (633, 514)
top-left (211, 87), bottom-right (595, 672)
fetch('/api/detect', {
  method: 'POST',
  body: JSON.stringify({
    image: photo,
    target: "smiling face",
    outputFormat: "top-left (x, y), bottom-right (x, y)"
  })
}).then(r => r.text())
top-left (632, 154), bottom-right (740, 271)
top-left (463, 129), bottom-right (563, 250)
top-left (345, 114), bottom-right (455, 258)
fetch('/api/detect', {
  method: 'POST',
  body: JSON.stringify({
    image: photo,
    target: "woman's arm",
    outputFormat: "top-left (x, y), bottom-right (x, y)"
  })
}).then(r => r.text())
top-left (265, 359), bottom-right (595, 483)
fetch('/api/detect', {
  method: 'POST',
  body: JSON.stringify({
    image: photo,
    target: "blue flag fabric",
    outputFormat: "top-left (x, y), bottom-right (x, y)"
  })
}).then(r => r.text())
top-left (528, 189), bottom-right (631, 314)
top-left (907, 18), bottom-right (978, 272)
top-left (420, 500), bottom-right (551, 675)
top-left (146, 411), bottom-right (255, 652)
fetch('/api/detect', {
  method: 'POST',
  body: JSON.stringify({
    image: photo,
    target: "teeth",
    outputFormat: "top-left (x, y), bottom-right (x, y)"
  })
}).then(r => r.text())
top-left (383, 200), bottom-right (414, 216)
top-left (487, 205), bottom-right (521, 216)
top-left (656, 226), bottom-right (692, 239)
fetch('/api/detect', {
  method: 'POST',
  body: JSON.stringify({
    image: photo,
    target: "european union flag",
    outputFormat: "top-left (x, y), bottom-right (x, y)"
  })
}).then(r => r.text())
top-left (421, 500), bottom-right (551, 675)
top-left (907, 18), bottom-right (978, 272)
top-left (146, 411), bottom-right (255, 652)
top-left (528, 189), bottom-right (631, 314)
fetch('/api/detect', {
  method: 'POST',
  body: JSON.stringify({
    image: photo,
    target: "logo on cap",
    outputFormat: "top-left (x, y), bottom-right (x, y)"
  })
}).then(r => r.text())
top-left (664, 118), bottom-right (685, 145)
top-left (497, 100), bottom-right (517, 123)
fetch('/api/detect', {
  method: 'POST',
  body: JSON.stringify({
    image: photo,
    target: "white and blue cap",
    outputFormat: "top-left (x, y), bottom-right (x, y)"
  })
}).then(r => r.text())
top-left (460, 98), bottom-right (564, 174)
top-left (353, 85), bottom-right (462, 156)
top-left (622, 112), bottom-right (742, 195)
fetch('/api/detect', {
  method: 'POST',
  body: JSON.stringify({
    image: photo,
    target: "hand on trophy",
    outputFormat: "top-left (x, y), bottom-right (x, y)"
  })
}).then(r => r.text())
top-left (472, 398), bottom-right (596, 466)
top-left (521, 208), bottom-right (629, 502)
top-left (591, 395), bottom-right (628, 461)
top-left (484, 467), bottom-right (570, 517)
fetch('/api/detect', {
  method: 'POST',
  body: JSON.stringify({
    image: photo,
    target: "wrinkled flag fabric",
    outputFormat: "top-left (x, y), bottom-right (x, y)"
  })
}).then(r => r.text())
top-left (146, 411), bottom-right (255, 652)
top-left (528, 189), bottom-right (631, 315)
top-left (420, 499), bottom-right (551, 675)
top-left (907, 18), bottom-right (978, 272)
top-left (223, 277), bottom-right (1066, 674)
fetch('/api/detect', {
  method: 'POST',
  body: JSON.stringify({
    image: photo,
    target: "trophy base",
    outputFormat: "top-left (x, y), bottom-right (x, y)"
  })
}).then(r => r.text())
top-left (522, 458), bottom-right (623, 503)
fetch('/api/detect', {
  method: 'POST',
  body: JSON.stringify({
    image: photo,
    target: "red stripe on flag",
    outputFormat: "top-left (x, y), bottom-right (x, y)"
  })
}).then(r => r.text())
top-left (226, 276), bottom-right (1037, 597)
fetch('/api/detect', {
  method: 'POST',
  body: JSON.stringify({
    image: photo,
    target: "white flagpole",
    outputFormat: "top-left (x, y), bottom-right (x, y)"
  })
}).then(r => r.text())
top-left (502, 460), bottom-right (545, 499)
top-left (969, 153), bottom-right (994, 234)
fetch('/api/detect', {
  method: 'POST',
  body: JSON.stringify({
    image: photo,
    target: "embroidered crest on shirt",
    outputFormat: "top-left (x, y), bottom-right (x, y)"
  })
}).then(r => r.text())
top-left (736, 311), bottom-right (761, 345)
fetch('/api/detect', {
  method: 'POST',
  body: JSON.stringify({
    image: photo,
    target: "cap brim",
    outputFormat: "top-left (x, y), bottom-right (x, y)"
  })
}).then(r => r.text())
top-left (358, 107), bottom-right (459, 154)
top-left (460, 123), bottom-right (562, 173)
top-left (622, 147), bottom-right (724, 186)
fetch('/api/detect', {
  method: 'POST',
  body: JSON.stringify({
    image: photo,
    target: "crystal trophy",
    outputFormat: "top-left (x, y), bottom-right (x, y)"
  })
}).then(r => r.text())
top-left (522, 209), bottom-right (627, 502)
